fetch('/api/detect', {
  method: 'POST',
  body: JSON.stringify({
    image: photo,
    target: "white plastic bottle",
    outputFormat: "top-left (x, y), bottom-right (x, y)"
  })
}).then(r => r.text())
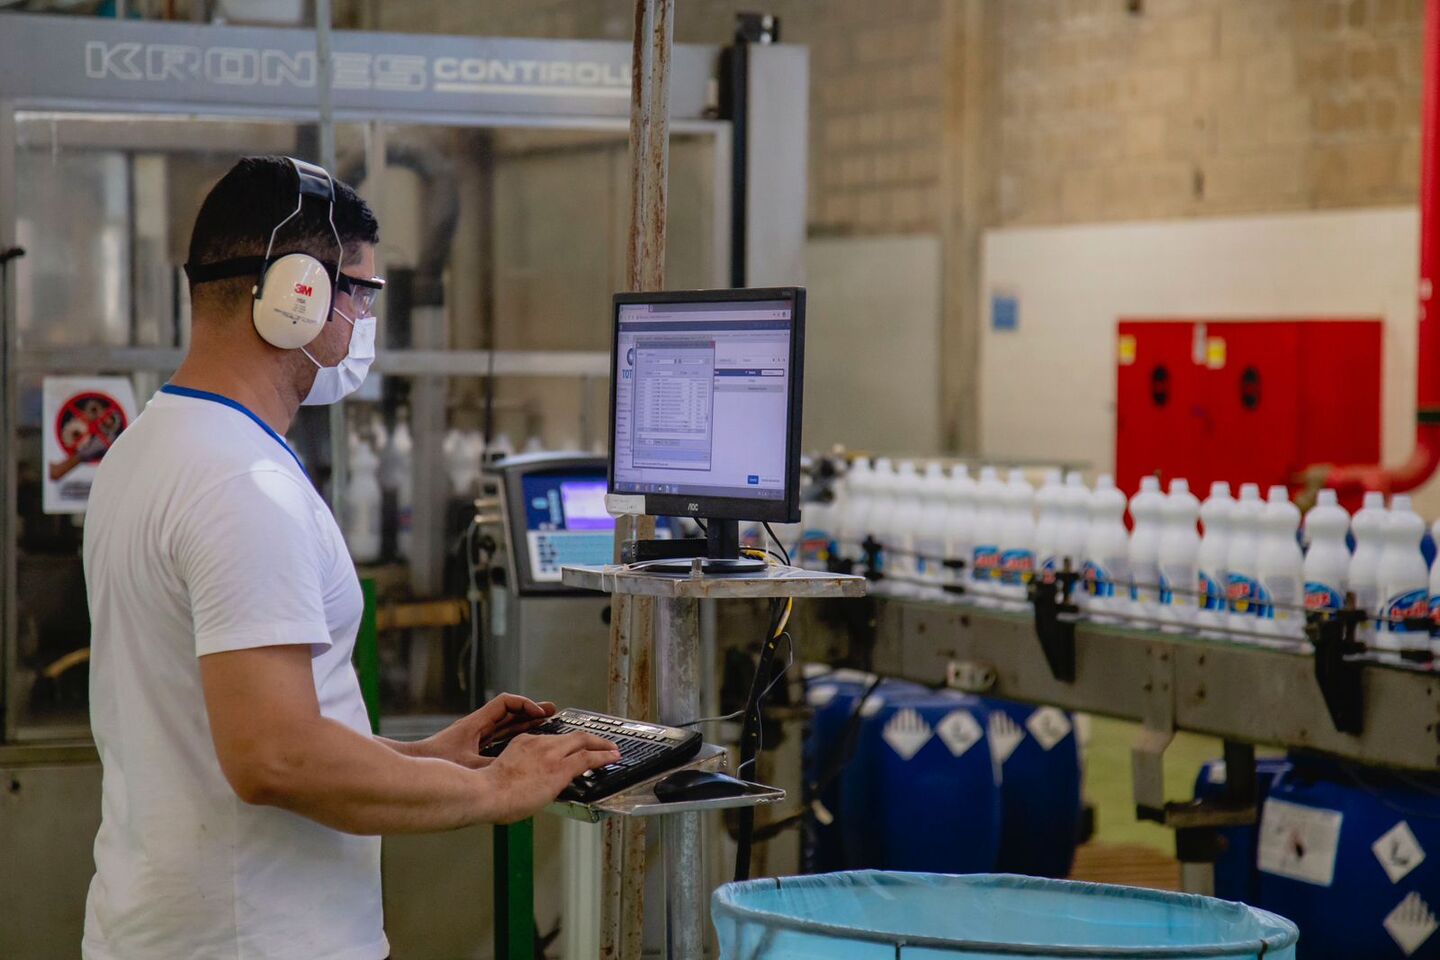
top-left (1128, 476), bottom-right (1166, 621)
top-left (998, 468), bottom-right (1037, 606)
top-left (1303, 489), bottom-right (1350, 618)
top-left (943, 466), bottom-right (977, 587)
top-left (1348, 491), bottom-right (1387, 646)
top-left (1376, 494), bottom-right (1430, 656)
top-left (1033, 469), bottom-right (1066, 582)
top-left (1225, 483), bottom-right (1264, 633)
top-left (486, 431), bottom-right (515, 464)
top-left (799, 491), bottom-right (836, 572)
top-left (889, 461), bottom-right (924, 581)
top-left (1082, 474), bottom-right (1131, 623)
top-left (1257, 485), bottom-right (1304, 641)
top-left (868, 457), bottom-right (898, 573)
top-left (1158, 478), bottom-right (1201, 632)
top-left (912, 462), bottom-right (951, 584)
top-left (345, 435), bottom-right (383, 564)
top-left (1196, 482), bottom-right (1235, 635)
top-left (1055, 472), bottom-right (1091, 581)
top-left (837, 459), bottom-right (874, 571)
top-left (384, 412), bottom-right (414, 560)
top-left (970, 467), bottom-right (1007, 604)
top-left (443, 428), bottom-right (482, 499)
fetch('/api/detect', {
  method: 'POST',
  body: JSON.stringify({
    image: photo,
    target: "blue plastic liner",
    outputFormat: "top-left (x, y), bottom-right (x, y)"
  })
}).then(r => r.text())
top-left (713, 871), bottom-right (1298, 959)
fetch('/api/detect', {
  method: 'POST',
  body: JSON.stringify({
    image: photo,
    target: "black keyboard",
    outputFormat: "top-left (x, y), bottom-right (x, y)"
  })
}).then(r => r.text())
top-left (480, 707), bottom-right (703, 803)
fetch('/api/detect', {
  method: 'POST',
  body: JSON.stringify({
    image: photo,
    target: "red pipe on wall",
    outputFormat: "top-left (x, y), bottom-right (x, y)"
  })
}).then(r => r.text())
top-left (1315, 0), bottom-right (1440, 496)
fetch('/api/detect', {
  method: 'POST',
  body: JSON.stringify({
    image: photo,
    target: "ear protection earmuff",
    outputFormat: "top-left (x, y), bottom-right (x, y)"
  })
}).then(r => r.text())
top-left (249, 158), bottom-right (344, 350)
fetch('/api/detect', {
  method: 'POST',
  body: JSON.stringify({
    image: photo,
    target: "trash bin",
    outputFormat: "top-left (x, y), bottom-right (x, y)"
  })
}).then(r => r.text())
top-left (713, 871), bottom-right (1298, 959)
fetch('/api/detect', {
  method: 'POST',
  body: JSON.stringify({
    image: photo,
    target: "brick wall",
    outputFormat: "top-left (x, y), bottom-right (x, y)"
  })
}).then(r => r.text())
top-left (994, 0), bottom-right (1426, 225)
top-left (356, 0), bottom-right (1426, 231)
top-left (354, 0), bottom-right (949, 236)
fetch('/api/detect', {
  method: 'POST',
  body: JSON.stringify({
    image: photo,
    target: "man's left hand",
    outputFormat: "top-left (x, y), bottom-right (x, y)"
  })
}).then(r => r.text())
top-left (414, 694), bottom-right (556, 769)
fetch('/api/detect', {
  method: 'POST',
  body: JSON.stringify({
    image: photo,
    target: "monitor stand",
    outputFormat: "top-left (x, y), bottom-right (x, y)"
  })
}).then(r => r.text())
top-left (642, 519), bottom-right (767, 575)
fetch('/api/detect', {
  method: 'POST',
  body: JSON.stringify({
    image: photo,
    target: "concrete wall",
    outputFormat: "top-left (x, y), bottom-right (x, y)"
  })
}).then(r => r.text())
top-left (979, 205), bottom-right (1437, 509)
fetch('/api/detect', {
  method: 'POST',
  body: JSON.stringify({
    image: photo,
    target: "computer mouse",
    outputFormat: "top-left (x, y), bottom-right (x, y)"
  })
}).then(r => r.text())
top-left (653, 769), bottom-right (751, 803)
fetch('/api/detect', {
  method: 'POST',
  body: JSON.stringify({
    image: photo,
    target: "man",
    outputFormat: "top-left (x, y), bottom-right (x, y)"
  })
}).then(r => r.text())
top-left (81, 156), bottom-right (619, 960)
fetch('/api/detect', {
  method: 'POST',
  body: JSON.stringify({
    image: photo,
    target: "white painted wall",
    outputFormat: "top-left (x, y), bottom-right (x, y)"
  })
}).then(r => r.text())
top-left (978, 207), bottom-right (1440, 511)
top-left (805, 234), bottom-right (943, 455)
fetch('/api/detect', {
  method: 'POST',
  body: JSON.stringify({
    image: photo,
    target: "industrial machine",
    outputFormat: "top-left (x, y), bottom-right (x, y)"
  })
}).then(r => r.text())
top-left (481, 452), bottom-right (615, 712)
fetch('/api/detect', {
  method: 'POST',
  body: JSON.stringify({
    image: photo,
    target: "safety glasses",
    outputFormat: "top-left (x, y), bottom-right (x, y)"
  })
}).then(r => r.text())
top-left (335, 271), bottom-right (385, 315)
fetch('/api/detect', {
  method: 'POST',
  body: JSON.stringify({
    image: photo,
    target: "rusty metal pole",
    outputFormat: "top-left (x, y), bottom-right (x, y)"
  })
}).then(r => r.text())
top-left (600, 2), bottom-right (673, 959)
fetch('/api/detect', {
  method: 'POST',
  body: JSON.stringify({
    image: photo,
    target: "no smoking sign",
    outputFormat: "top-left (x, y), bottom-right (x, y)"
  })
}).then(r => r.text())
top-left (42, 377), bottom-right (136, 514)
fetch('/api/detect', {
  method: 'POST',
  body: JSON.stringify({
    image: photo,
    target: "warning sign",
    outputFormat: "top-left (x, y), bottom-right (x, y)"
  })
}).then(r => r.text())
top-left (41, 377), bottom-right (136, 515)
top-left (1385, 892), bottom-right (1439, 956)
top-left (1258, 798), bottom-right (1343, 887)
top-left (988, 711), bottom-right (1025, 765)
top-left (1373, 820), bottom-right (1427, 885)
top-left (881, 708), bottom-right (932, 761)
top-left (935, 710), bottom-right (982, 759)
top-left (1026, 706), bottom-right (1073, 751)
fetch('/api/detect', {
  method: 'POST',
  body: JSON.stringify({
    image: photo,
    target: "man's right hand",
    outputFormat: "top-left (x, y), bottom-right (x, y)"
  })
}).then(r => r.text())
top-left (481, 731), bottom-right (620, 823)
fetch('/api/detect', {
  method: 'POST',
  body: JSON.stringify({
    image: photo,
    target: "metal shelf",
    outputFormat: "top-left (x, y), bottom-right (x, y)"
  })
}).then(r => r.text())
top-left (561, 562), bottom-right (867, 599)
top-left (546, 743), bottom-right (785, 823)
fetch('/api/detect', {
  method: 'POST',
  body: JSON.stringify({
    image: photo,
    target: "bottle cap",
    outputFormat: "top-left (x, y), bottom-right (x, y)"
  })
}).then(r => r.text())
top-left (1169, 478), bottom-right (1190, 495)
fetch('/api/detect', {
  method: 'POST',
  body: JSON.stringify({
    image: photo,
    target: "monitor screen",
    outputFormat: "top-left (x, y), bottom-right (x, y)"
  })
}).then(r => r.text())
top-left (611, 294), bottom-right (799, 512)
top-left (519, 471), bottom-right (616, 583)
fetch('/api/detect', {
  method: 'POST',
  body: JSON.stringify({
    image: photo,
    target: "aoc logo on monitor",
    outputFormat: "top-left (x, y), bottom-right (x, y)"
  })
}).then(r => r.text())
top-left (686, 502), bottom-right (700, 513)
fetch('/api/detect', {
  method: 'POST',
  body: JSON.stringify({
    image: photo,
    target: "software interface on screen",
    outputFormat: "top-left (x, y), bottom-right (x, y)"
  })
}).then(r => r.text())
top-left (520, 471), bottom-right (616, 582)
top-left (612, 298), bottom-right (793, 501)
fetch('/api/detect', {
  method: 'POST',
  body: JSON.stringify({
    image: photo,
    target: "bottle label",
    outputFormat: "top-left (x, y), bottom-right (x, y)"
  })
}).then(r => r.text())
top-left (1380, 589), bottom-right (1430, 632)
top-left (1227, 573), bottom-right (1267, 617)
top-left (972, 545), bottom-right (1000, 582)
top-left (999, 549), bottom-right (1035, 585)
top-left (1038, 555), bottom-right (1059, 585)
top-left (1158, 573), bottom-right (1172, 605)
top-left (799, 529), bottom-right (833, 569)
top-left (1431, 594), bottom-right (1440, 628)
top-left (1304, 582), bottom-right (1344, 613)
top-left (1082, 560), bottom-right (1113, 598)
top-left (1160, 572), bottom-right (1196, 609)
top-left (1198, 571), bottom-right (1225, 611)
top-left (914, 535), bottom-right (946, 577)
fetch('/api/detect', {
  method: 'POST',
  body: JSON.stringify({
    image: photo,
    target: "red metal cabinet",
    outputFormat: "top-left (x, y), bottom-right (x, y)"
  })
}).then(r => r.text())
top-left (1116, 319), bottom-right (1381, 497)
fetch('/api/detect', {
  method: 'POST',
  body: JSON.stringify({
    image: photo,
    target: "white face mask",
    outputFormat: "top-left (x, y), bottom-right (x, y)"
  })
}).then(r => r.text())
top-left (300, 309), bottom-right (376, 406)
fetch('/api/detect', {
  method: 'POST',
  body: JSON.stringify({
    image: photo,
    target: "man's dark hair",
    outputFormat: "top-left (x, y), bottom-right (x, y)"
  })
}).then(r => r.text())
top-left (187, 155), bottom-right (378, 313)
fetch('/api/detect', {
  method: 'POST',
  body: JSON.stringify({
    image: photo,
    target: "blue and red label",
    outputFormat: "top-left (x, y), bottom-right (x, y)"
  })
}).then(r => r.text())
top-left (1304, 582), bottom-right (1344, 613)
top-left (999, 549), bottom-right (1035, 585)
top-left (798, 530), bottom-right (833, 569)
top-left (972, 546), bottom-right (1000, 582)
top-left (1082, 561), bottom-right (1115, 598)
top-left (1227, 573), bottom-right (1270, 617)
top-left (1198, 571), bottom-right (1226, 611)
top-left (1379, 589), bottom-right (1430, 632)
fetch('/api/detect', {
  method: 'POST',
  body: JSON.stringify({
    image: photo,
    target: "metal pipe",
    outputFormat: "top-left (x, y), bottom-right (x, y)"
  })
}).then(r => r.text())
top-left (1310, 0), bottom-right (1440, 496)
top-left (655, 597), bottom-right (702, 960)
top-left (312, 0), bottom-right (346, 515)
top-left (602, 2), bottom-right (674, 957)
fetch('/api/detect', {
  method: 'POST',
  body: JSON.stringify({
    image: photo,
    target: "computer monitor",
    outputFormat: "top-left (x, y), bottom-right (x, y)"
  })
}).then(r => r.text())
top-left (609, 287), bottom-right (805, 570)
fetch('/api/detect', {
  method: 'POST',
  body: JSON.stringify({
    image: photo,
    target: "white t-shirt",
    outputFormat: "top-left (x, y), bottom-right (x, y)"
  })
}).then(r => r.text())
top-left (81, 386), bottom-right (388, 960)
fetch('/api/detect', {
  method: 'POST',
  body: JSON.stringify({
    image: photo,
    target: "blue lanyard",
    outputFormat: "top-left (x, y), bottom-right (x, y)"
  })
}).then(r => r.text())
top-left (159, 384), bottom-right (308, 478)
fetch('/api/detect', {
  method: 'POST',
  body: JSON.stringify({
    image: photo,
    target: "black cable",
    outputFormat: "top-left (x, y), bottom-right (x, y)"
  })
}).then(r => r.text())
top-left (694, 518), bottom-right (708, 534)
top-left (762, 521), bottom-right (791, 566)
top-left (733, 597), bottom-right (787, 882)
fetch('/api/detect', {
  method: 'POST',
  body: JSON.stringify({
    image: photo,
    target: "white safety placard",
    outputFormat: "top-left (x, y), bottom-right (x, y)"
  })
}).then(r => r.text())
top-left (935, 710), bottom-right (982, 759)
top-left (1373, 820), bottom-right (1427, 885)
top-left (1385, 892), bottom-right (1439, 957)
top-left (1025, 706), bottom-right (1073, 751)
top-left (881, 707), bottom-right (932, 761)
top-left (41, 376), bottom-right (137, 515)
top-left (987, 711), bottom-right (1024, 765)
top-left (1258, 798), bottom-right (1343, 887)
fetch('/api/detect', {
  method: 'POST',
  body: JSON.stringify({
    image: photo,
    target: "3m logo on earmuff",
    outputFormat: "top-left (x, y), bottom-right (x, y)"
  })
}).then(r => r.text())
top-left (294, 282), bottom-right (314, 297)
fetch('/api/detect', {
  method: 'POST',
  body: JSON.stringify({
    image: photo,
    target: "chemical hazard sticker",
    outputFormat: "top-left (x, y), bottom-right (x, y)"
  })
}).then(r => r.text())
top-left (1373, 820), bottom-right (1427, 884)
top-left (1258, 798), bottom-right (1343, 887)
top-left (1026, 707), bottom-right (1072, 751)
top-left (1385, 892), bottom-right (1439, 956)
top-left (935, 710), bottom-right (982, 758)
top-left (881, 708), bottom-right (932, 761)
top-left (988, 711), bottom-right (1025, 765)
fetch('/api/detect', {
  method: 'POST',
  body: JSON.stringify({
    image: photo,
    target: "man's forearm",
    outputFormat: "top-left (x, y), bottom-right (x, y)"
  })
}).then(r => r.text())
top-left (248, 718), bottom-right (508, 834)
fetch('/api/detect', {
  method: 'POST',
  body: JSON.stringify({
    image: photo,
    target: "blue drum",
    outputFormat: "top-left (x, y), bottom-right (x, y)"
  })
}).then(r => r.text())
top-left (985, 698), bottom-right (1084, 878)
top-left (1258, 757), bottom-right (1440, 959)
